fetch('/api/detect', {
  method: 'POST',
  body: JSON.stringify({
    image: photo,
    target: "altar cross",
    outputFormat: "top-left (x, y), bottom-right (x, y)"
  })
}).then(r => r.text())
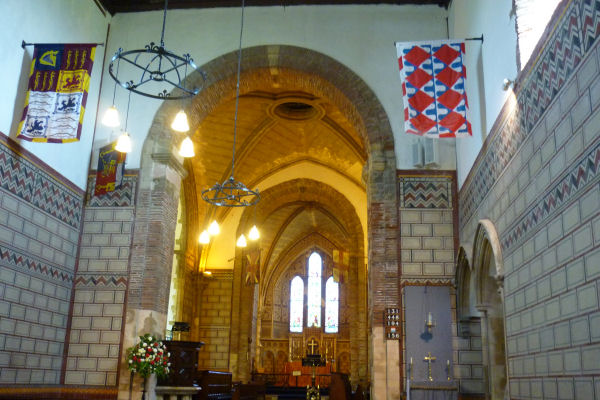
top-left (308, 339), bottom-right (318, 355)
top-left (424, 352), bottom-right (436, 381)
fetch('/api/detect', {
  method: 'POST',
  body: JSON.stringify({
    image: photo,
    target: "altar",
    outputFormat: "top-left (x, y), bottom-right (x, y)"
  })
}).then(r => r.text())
top-left (284, 360), bottom-right (331, 387)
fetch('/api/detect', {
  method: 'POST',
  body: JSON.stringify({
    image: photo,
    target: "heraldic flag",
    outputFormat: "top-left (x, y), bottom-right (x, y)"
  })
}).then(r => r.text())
top-left (396, 40), bottom-right (471, 138)
top-left (95, 141), bottom-right (126, 196)
top-left (18, 43), bottom-right (97, 143)
top-left (245, 248), bottom-right (260, 286)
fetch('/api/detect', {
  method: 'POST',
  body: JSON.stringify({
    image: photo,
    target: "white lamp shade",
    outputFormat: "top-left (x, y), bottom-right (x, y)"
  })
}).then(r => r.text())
top-left (179, 136), bottom-right (195, 158)
top-left (102, 105), bottom-right (120, 127)
top-left (248, 225), bottom-right (260, 241)
top-left (171, 109), bottom-right (190, 132)
top-left (208, 220), bottom-right (220, 236)
top-left (198, 230), bottom-right (210, 244)
top-left (236, 234), bottom-right (247, 248)
top-left (115, 131), bottom-right (132, 153)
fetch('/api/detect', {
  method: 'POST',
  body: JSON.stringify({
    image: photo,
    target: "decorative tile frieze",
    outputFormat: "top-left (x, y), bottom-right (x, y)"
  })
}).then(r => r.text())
top-left (0, 136), bottom-right (83, 229)
top-left (399, 175), bottom-right (453, 209)
top-left (86, 172), bottom-right (137, 207)
top-left (0, 244), bottom-right (74, 285)
top-left (74, 275), bottom-right (127, 288)
top-left (460, 0), bottom-right (600, 229)
top-left (502, 139), bottom-right (600, 251)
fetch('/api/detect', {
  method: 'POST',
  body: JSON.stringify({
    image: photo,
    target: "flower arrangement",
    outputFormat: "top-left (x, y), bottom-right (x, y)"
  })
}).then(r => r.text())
top-left (126, 333), bottom-right (171, 378)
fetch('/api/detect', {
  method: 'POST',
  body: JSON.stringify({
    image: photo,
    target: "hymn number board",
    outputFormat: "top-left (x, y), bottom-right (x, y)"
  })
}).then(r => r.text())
top-left (385, 308), bottom-right (400, 340)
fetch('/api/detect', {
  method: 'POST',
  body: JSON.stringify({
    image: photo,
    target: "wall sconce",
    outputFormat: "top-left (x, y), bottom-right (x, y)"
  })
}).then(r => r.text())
top-left (502, 78), bottom-right (515, 91)
top-left (425, 312), bottom-right (435, 332)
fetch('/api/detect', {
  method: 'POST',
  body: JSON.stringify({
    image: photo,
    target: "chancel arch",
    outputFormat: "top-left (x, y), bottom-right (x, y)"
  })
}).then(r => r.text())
top-left (472, 220), bottom-right (507, 400)
top-left (136, 44), bottom-right (394, 396)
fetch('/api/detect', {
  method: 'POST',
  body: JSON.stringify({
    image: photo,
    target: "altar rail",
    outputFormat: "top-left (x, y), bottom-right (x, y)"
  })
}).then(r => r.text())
top-left (251, 373), bottom-right (331, 388)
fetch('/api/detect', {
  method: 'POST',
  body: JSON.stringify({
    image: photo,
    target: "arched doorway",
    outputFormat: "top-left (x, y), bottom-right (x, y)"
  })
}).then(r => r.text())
top-left (133, 45), bottom-right (398, 397)
top-left (472, 220), bottom-right (507, 400)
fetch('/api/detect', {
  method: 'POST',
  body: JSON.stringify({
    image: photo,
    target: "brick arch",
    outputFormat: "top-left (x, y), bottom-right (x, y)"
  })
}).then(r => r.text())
top-left (143, 45), bottom-right (397, 388)
top-left (150, 45), bottom-right (394, 155)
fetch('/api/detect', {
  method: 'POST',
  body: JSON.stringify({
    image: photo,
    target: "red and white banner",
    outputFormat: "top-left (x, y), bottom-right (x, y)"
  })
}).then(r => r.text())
top-left (396, 40), bottom-right (471, 138)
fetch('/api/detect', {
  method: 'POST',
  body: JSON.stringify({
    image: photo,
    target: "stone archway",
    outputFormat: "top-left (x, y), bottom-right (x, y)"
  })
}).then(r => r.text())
top-left (136, 45), bottom-right (397, 399)
top-left (472, 220), bottom-right (507, 400)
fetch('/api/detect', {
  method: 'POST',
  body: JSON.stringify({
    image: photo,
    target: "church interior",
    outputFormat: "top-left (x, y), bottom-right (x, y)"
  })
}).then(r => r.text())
top-left (0, 0), bottom-right (599, 399)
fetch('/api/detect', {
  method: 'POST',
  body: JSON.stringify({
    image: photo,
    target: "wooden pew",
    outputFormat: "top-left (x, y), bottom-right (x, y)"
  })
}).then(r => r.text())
top-left (232, 381), bottom-right (266, 400)
top-left (194, 370), bottom-right (233, 400)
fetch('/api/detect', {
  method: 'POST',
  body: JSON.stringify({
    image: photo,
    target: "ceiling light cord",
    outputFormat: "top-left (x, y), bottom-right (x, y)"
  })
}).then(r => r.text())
top-left (231, 0), bottom-right (245, 180)
top-left (160, 0), bottom-right (168, 47)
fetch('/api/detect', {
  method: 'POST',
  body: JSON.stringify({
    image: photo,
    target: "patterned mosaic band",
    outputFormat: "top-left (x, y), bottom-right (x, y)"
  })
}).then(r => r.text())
top-left (74, 275), bottom-right (127, 288)
top-left (0, 132), bottom-right (83, 228)
top-left (86, 172), bottom-right (137, 207)
top-left (459, 0), bottom-right (600, 228)
top-left (0, 243), bottom-right (74, 285)
top-left (501, 137), bottom-right (600, 250)
top-left (398, 175), bottom-right (453, 209)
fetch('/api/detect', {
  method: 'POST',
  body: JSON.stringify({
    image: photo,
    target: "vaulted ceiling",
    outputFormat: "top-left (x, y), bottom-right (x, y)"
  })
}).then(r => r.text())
top-left (188, 67), bottom-right (366, 274)
top-left (97, 0), bottom-right (450, 15)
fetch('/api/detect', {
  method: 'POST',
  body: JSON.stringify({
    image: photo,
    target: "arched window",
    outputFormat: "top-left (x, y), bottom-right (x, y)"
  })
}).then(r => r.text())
top-left (325, 277), bottom-right (339, 333)
top-left (289, 276), bottom-right (304, 332)
top-left (307, 252), bottom-right (322, 327)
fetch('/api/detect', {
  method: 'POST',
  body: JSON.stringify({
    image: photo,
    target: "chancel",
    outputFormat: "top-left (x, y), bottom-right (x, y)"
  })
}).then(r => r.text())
top-left (0, 1), bottom-right (599, 400)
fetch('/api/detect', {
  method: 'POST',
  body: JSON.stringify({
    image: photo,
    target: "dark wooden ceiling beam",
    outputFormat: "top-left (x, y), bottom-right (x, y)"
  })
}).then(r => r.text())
top-left (99, 0), bottom-right (450, 15)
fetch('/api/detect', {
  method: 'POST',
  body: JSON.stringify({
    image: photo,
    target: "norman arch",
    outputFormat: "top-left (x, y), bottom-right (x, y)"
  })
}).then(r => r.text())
top-left (131, 45), bottom-right (397, 396)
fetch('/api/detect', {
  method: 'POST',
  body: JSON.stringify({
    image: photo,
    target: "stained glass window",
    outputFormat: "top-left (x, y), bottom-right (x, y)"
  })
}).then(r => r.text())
top-left (307, 252), bottom-right (322, 328)
top-left (325, 277), bottom-right (339, 333)
top-left (290, 276), bottom-right (304, 332)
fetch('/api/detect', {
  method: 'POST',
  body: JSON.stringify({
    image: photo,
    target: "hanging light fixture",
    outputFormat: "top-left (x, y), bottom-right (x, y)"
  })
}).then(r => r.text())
top-left (107, 0), bottom-right (206, 154)
top-left (179, 136), bottom-right (195, 158)
top-left (236, 234), bottom-right (247, 248)
top-left (248, 225), bottom-right (260, 241)
top-left (102, 57), bottom-right (121, 127)
top-left (115, 90), bottom-right (133, 153)
top-left (208, 220), bottom-right (220, 236)
top-left (198, 230), bottom-right (211, 244)
top-left (201, 0), bottom-right (260, 208)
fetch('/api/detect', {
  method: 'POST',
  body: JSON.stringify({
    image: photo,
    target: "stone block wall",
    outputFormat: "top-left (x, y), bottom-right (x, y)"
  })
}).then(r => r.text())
top-left (63, 173), bottom-right (136, 386)
top-left (197, 271), bottom-right (232, 370)
top-left (0, 133), bottom-right (83, 385)
top-left (458, 1), bottom-right (600, 398)
top-left (398, 172), bottom-right (457, 278)
top-left (397, 172), bottom-right (475, 394)
top-left (454, 318), bottom-right (485, 395)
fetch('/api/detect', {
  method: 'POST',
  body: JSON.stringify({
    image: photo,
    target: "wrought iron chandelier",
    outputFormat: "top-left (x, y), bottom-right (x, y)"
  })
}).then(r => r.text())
top-left (201, 0), bottom-right (260, 208)
top-left (103, 0), bottom-right (205, 157)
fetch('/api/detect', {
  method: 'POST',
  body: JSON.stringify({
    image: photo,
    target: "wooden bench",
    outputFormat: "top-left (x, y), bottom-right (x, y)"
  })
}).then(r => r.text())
top-left (194, 370), bottom-right (233, 400)
top-left (232, 381), bottom-right (266, 400)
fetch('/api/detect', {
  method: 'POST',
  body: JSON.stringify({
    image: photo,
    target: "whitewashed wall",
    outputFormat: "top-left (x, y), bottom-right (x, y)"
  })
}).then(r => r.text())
top-left (0, 0), bottom-right (109, 189)
top-left (92, 4), bottom-right (454, 171)
top-left (448, 0), bottom-right (519, 187)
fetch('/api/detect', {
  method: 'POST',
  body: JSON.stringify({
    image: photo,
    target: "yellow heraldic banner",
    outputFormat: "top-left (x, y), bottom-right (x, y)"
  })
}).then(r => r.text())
top-left (18, 43), bottom-right (97, 143)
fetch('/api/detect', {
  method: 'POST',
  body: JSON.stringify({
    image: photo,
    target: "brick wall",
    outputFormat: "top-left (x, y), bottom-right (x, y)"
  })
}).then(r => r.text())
top-left (0, 133), bottom-right (83, 384)
top-left (63, 173), bottom-right (136, 386)
top-left (458, 1), bottom-right (600, 398)
top-left (197, 271), bottom-right (232, 371)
